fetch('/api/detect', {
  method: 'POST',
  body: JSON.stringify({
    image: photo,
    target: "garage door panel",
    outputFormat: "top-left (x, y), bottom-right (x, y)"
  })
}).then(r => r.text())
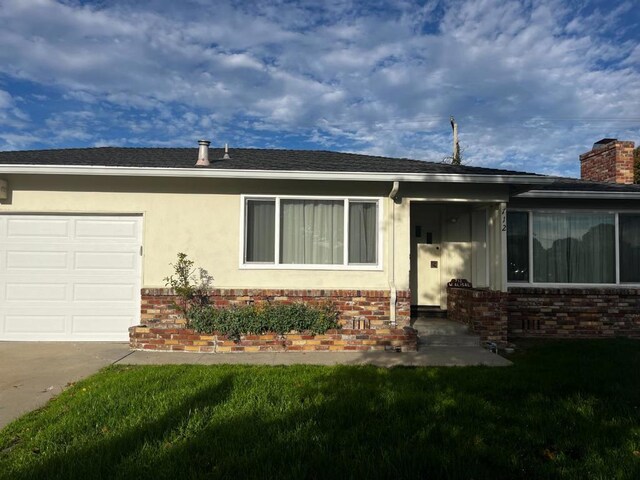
top-left (73, 283), bottom-right (136, 302)
top-left (3, 274), bottom-right (136, 283)
top-left (74, 251), bottom-right (137, 271)
top-left (5, 283), bottom-right (68, 301)
top-left (6, 251), bottom-right (69, 270)
top-left (5, 217), bottom-right (70, 239)
top-left (74, 218), bottom-right (140, 242)
top-left (71, 315), bottom-right (135, 334)
top-left (3, 315), bottom-right (66, 334)
top-left (0, 214), bottom-right (142, 341)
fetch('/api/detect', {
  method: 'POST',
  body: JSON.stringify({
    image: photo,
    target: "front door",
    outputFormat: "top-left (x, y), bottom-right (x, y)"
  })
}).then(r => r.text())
top-left (417, 243), bottom-right (441, 306)
top-left (411, 203), bottom-right (443, 307)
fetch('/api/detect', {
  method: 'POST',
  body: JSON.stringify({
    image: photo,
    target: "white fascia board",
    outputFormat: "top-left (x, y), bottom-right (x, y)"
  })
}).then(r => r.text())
top-left (0, 164), bottom-right (555, 185)
top-left (515, 190), bottom-right (640, 199)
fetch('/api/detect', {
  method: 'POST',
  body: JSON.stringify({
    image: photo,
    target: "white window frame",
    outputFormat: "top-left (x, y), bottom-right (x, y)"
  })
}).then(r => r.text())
top-left (506, 208), bottom-right (640, 288)
top-left (239, 194), bottom-right (384, 271)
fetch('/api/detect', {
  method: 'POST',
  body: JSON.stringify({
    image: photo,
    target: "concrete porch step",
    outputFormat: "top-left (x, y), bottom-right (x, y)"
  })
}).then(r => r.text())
top-left (412, 318), bottom-right (471, 336)
top-left (412, 318), bottom-right (481, 348)
top-left (420, 334), bottom-right (480, 347)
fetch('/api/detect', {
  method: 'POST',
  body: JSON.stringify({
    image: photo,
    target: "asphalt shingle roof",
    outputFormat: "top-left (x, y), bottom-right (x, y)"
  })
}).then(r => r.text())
top-left (0, 146), bottom-right (537, 176)
top-left (536, 177), bottom-right (640, 193)
top-left (2, 146), bottom-right (640, 194)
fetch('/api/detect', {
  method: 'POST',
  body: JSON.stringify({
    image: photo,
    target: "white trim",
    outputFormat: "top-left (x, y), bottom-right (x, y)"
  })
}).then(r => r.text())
top-left (515, 190), bottom-right (640, 200)
top-left (500, 202), bottom-right (508, 292)
top-left (239, 197), bottom-right (247, 266)
top-left (239, 194), bottom-right (384, 271)
top-left (378, 199), bottom-right (384, 267)
top-left (243, 194), bottom-right (381, 201)
top-left (0, 210), bottom-right (145, 216)
top-left (0, 164), bottom-right (555, 185)
top-left (507, 282), bottom-right (640, 288)
top-left (274, 197), bottom-right (281, 265)
top-left (528, 211), bottom-right (534, 284)
top-left (343, 198), bottom-right (349, 266)
top-left (239, 263), bottom-right (382, 271)
top-left (509, 208), bottom-right (621, 214)
top-left (484, 208), bottom-right (490, 288)
top-left (402, 197), bottom-right (508, 203)
top-left (615, 213), bottom-right (621, 284)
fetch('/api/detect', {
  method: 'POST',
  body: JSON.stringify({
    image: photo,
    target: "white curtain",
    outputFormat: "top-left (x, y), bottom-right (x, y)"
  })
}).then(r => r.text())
top-left (533, 213), bottom-right (615, 283)
top-left (620, 214), bottom-right (640, 282)
top-left (349, 202), bottom-right (377, 264)
top-left (280, 200), bottom-right (344, 264)
top-left (507, 211), bottom-right (529, 282)
top-left (245, 200), bottom-right (275, 262)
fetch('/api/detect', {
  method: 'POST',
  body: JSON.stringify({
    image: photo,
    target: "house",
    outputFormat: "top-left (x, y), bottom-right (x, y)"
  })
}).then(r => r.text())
top-left (0, 138), bottom-right (639, 345)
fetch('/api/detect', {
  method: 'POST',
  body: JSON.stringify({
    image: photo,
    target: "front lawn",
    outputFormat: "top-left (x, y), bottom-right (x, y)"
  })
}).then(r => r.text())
top-left (1, 340), bottom-right (639, 479)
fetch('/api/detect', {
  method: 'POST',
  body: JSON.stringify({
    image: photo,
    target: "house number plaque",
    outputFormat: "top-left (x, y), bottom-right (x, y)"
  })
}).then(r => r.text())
top-left (447, 278), bottom-right (473, 288)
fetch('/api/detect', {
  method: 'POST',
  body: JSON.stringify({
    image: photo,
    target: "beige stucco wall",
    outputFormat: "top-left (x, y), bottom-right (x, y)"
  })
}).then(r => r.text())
top-left (0, 174), bottom-right (510, 300)
top-left (0, 174), bottom-right (411, 291)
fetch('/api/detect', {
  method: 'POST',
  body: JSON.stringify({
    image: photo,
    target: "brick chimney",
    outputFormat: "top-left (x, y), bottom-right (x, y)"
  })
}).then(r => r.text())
top-left (580, 138), bottom-right (635, 184)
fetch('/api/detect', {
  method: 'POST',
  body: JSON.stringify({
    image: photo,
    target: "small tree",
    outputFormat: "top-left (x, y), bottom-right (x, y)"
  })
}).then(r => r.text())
top-left (163, 253), bottom-right (213, 323)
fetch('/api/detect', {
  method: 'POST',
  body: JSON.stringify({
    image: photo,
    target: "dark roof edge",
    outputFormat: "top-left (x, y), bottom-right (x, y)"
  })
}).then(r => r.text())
top-left (514, 189), bottom-right (640, 199)
top-left (0, 163), bottom-right (554, 184)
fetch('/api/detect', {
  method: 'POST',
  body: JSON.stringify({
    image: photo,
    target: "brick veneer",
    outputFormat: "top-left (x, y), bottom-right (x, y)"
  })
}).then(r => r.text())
top-left (129, 326), bottom-right (418, 353)
top-left (446, 287), bottom-right (508, 345)
top-left (507, 287), bottom-right (640, 338)
top-left (141, 288), bottom-right (411, 329)
top-left (580, 140), bottom-right (635, 184)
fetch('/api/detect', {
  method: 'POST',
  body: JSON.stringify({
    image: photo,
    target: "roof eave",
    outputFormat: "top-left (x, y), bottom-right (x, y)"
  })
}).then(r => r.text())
top-left (515, 190), bottom-right (640, 199)
top-left (0, 164), bottom-right (554, 185)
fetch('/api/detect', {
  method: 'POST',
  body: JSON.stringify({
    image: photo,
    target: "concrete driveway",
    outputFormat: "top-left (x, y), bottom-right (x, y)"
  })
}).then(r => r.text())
top-left (0, 342), bottom-right (131, 429)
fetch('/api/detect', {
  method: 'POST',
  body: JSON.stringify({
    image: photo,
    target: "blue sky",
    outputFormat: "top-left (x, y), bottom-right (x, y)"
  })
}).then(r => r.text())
top-left (0, 0), bottom-right (638, 177)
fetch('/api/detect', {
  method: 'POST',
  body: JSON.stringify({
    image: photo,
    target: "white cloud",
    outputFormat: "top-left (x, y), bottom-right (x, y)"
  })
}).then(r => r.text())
top-left (0, 89), bottom-right (30, 130)
top-left (0, 0), bottom-right (638, 175)
top-left (0, 90), bottom-right (12, 109)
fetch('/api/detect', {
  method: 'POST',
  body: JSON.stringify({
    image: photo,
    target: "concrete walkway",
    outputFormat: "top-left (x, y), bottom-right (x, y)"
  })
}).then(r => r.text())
top-left (0, 342), bottom-right (131, 429)
top-left (117, 347), bottom-right (512, 368)
top-left (0, 341), bottom-right (510, 429)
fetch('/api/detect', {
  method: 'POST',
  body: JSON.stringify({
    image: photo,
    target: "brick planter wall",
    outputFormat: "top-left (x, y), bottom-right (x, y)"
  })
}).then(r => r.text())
top-left (129, 326), bottom-right (418, 353)
top-left (446, 287), bottom-right (508, 345)
top-left (507, 287), bottom-right (640, 338)
top-left (141, 288), bottom-right (411, 329)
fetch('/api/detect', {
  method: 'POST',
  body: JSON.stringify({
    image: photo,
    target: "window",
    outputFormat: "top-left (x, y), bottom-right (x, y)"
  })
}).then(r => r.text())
top-left (245, 200), bottom-right (275, 263)
top-left (506, 209), bottom-right (640, 285)
top-left (532, 213), bottom-right (615, 283)
top-left (507, 211), bottom-right (529, 282)
top-left (280, 200), bottom-right (344, 264)
top-left (349, 201), bottom-right (378, 264)
top-left (619, 214), bottom-right (640, 282)
top-left (243, 196), bottom-right (380, 268)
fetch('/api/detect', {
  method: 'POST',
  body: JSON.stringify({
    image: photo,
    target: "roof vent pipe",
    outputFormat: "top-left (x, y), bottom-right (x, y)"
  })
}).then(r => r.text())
top-left (195, 140), bottom-right (211, 166)
top-left (223, 143), bottom-right (231, 160)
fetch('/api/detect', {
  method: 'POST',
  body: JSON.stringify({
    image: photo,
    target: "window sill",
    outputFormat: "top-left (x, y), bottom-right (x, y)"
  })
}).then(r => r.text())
top-left (239, 263), bottom-right (383, 272)
top-left (507, 282), bottom-right (640, 288)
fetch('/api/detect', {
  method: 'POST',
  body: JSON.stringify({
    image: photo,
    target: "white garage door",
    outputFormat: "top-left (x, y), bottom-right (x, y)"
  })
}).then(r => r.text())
top-left (0, 214), bottom-right (142, 341)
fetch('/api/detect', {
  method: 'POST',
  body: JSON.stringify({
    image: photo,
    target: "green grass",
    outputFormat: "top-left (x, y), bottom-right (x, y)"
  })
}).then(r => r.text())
top-left (1, 340), bottom-right (639, 479)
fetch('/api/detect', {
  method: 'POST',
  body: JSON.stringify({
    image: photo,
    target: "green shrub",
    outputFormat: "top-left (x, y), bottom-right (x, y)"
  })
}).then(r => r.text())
top-left (188, 302), bottom-right (340, 339)
top-left (163, 253), bottom-right (213, 325)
